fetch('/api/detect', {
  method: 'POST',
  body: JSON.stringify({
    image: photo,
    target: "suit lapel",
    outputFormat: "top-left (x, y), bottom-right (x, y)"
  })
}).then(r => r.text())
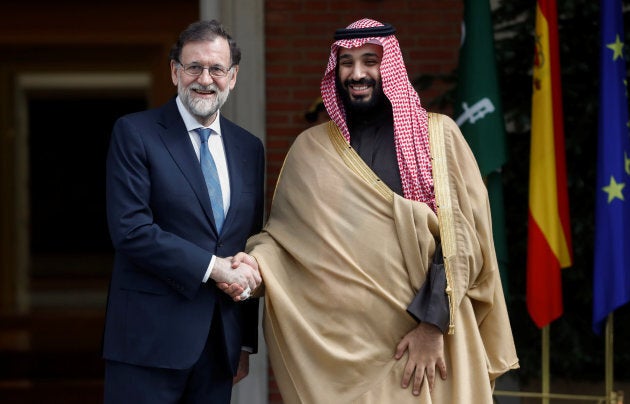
top-left (220, 115), bottom-right (243, 232)
top-left (157, 100), bottom-right (218, 232)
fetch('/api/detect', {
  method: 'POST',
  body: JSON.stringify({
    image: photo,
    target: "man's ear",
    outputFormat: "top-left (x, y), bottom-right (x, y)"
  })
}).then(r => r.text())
top-left (228, 65), bottom-right (239, 90)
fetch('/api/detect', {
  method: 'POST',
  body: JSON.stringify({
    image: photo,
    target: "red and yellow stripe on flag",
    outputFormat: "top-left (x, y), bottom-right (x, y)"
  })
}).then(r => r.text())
top-left (527, 0), bottom-right (573, 328)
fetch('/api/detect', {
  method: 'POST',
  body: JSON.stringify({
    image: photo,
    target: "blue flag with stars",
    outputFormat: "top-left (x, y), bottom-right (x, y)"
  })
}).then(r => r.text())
top-left (593, 0), bottom-right (630, 334)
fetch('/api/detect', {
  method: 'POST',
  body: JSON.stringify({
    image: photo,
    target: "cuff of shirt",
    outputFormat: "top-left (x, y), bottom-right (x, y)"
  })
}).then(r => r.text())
top-left (406, 244), bottom-right (450, 334)
top-left (203, 255), bottom-right (216, 283)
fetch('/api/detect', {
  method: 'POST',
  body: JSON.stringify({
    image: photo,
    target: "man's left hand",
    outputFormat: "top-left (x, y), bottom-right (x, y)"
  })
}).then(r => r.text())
top-left (394, 322), bottom-right (447, 396)
top-left (233, 351), bottom-right (250, 385)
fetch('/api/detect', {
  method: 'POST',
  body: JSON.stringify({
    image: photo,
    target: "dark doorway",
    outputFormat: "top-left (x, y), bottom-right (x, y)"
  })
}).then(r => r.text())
top-left (27, 94), bottom-right (147, 305)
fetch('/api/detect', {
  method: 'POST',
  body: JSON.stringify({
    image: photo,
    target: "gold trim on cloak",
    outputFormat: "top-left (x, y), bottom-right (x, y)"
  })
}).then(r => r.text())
top-left (427, 113), bottom-right (456, 334)
top-left (326, 121), bottom-right (394, 203)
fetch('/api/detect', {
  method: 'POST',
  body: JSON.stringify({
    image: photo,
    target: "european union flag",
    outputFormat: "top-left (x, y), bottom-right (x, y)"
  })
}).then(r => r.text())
top-left (592, 0), bottom-right (630, 334)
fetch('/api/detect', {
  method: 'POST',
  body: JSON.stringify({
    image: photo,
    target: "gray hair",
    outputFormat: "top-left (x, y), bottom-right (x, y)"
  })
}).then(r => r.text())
top-left (169, 20), bottom-right (241, 66)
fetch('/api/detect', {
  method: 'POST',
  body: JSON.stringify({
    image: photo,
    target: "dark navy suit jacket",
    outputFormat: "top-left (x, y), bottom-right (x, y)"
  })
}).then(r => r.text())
top-left (103, 98), bottom-right (264, 373)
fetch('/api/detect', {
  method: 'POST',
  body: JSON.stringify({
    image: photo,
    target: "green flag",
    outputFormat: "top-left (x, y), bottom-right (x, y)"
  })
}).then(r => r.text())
top-left (454, 0), bottom-right (509, 298)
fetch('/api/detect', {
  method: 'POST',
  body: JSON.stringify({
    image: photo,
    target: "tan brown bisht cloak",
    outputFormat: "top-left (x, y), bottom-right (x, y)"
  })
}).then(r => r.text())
top-left (247, 113), bottom-right (519, 403)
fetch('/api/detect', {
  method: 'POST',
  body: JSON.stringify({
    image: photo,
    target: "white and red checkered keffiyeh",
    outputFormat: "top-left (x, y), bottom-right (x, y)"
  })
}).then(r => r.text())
top-left (321, 18), bottom-right (436, 212)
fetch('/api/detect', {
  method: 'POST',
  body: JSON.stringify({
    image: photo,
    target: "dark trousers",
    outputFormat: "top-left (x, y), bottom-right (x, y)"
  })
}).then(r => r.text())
top-left (104, 311), bottom-right (233, 404)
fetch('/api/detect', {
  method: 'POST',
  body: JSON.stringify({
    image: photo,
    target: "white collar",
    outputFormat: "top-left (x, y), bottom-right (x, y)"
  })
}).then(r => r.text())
top-left (176, 96), bottom-right (222, 136)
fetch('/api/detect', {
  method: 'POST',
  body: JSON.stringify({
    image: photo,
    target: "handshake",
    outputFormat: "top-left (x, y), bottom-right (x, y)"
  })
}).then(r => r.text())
top-left (211, 253), bottom-right (260, 302)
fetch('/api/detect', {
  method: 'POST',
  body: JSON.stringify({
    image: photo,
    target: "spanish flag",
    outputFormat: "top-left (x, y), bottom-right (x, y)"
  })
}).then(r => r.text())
top-left (527, 0), bottom-right (573, 329)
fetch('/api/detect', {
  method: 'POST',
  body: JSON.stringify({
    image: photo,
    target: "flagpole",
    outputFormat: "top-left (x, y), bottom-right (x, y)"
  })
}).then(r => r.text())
top-left (605, 313), bottom-right (613, 403)
top-left (542, 325), bottom-right (550, 404)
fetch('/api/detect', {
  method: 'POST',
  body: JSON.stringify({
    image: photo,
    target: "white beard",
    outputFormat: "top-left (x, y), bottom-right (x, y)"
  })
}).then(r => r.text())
top-left (179, 81), bottom-right (230, 122)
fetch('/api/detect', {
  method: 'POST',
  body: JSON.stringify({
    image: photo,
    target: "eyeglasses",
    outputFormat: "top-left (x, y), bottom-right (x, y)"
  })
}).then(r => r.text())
top-left (177, 61), bottom-right (233, 78)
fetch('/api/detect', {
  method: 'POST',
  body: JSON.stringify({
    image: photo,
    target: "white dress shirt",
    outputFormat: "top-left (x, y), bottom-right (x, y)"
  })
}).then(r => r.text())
top-left (175, 97), bottom-right (230, 283)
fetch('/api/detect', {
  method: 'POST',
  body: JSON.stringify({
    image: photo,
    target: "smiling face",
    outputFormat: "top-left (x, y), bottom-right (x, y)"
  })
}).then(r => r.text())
top-left (335, 43), bottom-right (385, 114)
top-left (170, 37), bottom-right (238, 126)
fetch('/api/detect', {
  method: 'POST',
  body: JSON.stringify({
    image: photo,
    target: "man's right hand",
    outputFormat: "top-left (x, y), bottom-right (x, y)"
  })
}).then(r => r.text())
top-left (216, 253), bottom-right (260, 301)
top-left (211, 256), bottom-right (261, 292)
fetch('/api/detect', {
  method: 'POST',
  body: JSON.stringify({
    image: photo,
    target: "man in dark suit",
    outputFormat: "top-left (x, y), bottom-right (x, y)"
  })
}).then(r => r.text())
top-left (103, 20), bottom-right (264, 403)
